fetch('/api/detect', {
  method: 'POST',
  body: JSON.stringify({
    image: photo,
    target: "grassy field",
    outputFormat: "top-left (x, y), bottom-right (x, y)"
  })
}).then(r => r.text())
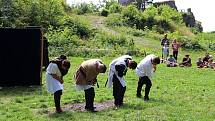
top-left (1, 54), bottom-right (215, 121)
top-left (1, 14), bottom-right (215, 121)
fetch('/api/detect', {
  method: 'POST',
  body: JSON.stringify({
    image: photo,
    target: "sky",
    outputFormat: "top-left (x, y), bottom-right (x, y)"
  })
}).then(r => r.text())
top-left (67, 0), bottom-right (215, 32)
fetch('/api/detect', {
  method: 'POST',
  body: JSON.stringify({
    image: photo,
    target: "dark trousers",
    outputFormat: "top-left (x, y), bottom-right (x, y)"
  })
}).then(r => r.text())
top-left (173, 51), bottom-right (178, 61)
top-left (54, 90), bottom-right (62, 110)
top-left (84, 87), bottom-right (95, 110)
top-left (113, 74), bottom-right (126, 106)
top-left (136, 76), bottom-right (152, 98)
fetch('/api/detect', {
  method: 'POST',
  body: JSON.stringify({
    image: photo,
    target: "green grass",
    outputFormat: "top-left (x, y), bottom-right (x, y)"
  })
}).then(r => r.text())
top-left (1, 55), bottom-right (215, 121)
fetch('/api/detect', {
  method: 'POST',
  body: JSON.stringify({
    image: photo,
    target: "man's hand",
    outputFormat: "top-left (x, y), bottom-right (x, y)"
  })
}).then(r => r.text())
top-left (153, 64), bottom-right (157, 72)
top-left (51, 74), bottom-right (64, 84)
top-left (60, 79), bottom-right (64, 84)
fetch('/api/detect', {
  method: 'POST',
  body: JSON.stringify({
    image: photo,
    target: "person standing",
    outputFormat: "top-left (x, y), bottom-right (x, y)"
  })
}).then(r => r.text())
top-left (172, 39), bottom-right (180, 62)
top-left (46, 56), bottom-right (70, 113)
top-left (74, 59), bottom-right (106, 112)
top-left (107, 55), bottom-right (137, 107)
top-left (161, 34), bottom-right (169, 62)
top-left (136, 54), bottom-right (160, 101)
top-left (162, 43), bottom-right (169, 62)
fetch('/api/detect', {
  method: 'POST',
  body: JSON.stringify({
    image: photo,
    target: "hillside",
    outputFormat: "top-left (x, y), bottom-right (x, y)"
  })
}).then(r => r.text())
top-left (1, 1), bottom-right (215, 120)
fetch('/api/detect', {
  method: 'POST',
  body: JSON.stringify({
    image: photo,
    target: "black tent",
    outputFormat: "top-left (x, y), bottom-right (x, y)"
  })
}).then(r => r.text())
top-left (0, 28), bottom-right (45, 86)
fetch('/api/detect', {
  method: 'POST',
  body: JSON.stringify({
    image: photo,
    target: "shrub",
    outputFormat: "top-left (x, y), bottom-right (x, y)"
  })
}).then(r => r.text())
top-left (109, 3), bottom-right (122, 13)
top-left (121, 5), bottom-right (140, 27)
top-left (74, 3), bottom-right (93, 15)
top-left (154, 16), bottom-right (171, 33)
top-left (58, 15), bottom-right (94, 38)
top-left (178, 36), bottom-right (204, 50)
top-left (101, 9), bottom-right (109, 17)
top-left (106, 13), bottom-right (123, 26)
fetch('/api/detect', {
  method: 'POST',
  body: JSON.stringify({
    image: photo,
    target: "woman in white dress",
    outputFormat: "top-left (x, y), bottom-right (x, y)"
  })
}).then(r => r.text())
top-left (46, 57), bottom-right (70, 113)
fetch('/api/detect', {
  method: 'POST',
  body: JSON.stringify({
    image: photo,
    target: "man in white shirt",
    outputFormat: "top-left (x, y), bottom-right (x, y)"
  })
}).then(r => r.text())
top-left (107, 55), bottom-right (137, 107)
top-left (46, 56), bottom-right (70, 113)
top-left (136, 54), bottom-right (160, 101)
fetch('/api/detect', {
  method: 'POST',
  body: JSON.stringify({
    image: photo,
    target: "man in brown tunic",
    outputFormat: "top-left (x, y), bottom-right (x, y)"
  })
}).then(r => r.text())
top-left (74, 59), bottom-right (106, 112)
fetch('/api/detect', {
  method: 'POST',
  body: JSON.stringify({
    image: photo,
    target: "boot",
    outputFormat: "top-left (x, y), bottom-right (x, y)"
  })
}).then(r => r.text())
top-left (54, 91), bottom-right (63, 113)
top-left (136, 78), bottom-right (143, 98)
top-left (144, 86), bottom-right (151, 101)
top-left (85, 88), bottom-right (97, 112)
top-left (144, 96), bottom-right (149, 101)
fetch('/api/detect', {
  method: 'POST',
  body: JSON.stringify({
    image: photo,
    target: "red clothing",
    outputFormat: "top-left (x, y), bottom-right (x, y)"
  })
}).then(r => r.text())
top-left (172, 42), bottom-right (180, 51)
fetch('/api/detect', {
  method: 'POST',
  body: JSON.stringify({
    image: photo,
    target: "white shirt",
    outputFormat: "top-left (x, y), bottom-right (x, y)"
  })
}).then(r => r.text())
top-left (136, 54), bottom-right (155, 78)
top-left (46, 63), bottom-right (63, 94)
top-left (107, 55), bottom-right (132, 88)
top-left (163, 46), bottom-right (169, 55)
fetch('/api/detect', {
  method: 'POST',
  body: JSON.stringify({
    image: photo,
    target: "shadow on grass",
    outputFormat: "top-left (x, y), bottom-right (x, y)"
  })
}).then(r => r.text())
top-left (48, 110), bottom-right (75, 120)
top-left (122, 97), bottom-right (172, 110)
top-left (0, 86), bottom-right (47, 97)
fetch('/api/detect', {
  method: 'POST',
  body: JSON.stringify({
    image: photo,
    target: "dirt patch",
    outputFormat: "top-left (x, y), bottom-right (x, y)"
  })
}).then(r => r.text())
top-left (64, 100), bottom-right (114, 112)
top-left (35, 100), bottom-right (115, 115)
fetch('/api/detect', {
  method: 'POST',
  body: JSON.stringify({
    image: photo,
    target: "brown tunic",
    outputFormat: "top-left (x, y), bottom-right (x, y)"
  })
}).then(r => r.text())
top-left (75, 59), bottom-right (101, 85)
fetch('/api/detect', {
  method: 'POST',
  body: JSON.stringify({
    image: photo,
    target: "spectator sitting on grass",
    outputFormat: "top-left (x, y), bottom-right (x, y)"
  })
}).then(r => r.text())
top-left (179, 54), bottom-right (192, 67)
top-left (196, 57), bottom-right (204, 68)
top-left (166, 55), bottom-right (177, 67)
top-left (203, 53), bottom-right (210, 65)
top-left (206, 59), bottom-right (215, 69)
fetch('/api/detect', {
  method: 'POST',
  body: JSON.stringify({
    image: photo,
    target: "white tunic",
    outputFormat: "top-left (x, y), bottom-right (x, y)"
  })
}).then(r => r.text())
top-left (46, 63), bottom-right (63, 94)
top-left (107, 55), bottom-right (132, 88)
top-left (136, 54), bottom-right (156, 78)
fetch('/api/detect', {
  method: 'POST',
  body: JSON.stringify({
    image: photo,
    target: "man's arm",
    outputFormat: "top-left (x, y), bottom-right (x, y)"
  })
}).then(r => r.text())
top-left (115, 64), bottom-right (126, 77)
top-left (50, 74), bottom-right (64, 84)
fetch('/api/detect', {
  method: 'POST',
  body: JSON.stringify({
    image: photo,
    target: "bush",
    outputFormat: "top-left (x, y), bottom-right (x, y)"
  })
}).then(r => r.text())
top-left (121, 5), bottom-right (140, 27)
top-left (109, 3), bottom-right (122, 13)
top-left (101, 9), bottom-right (109, 17)
top-left (106, 13), bottom-right (123, 26)
top-left (74, 3), bottom-right (94, 15)
top-left (208, 43), bottom-right (215, 50)
top-left (58, 15), bottom-right (94, 39)
top-left (178, 36), bottom-right (204, 50)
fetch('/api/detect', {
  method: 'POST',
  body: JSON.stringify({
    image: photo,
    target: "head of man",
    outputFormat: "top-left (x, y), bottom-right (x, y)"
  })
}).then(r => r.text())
top-left (97, 63), bottom-right (107, 73)
top-left (128, 60), bottom-right (137, 69)
top-left (61, 59), bottom-right (70, 70)
top-left (152, 56), bottom-right (160, 65)
top-left (60, 60), bottom-right (71, 76)
top-left (185, 54), bottom-right (190, 58)
top-left (198, 57), bottom-right (202, 61)
top-left (164, 34), bottom-right (167, 38)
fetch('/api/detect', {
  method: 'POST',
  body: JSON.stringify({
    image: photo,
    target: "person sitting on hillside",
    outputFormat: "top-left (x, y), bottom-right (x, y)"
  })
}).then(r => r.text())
top-left (179, 54), bottom-right (192, 67)
top-left (196, 57), bottom-right (205, 68)
top-left (206, 58), bottom-right (215, 69)
top-left (166, 55), bottom-right (177, 67)
top-left (203, 53), bottom-right (210, 65)
top-left (196, 57), bottom-right (204, 68)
